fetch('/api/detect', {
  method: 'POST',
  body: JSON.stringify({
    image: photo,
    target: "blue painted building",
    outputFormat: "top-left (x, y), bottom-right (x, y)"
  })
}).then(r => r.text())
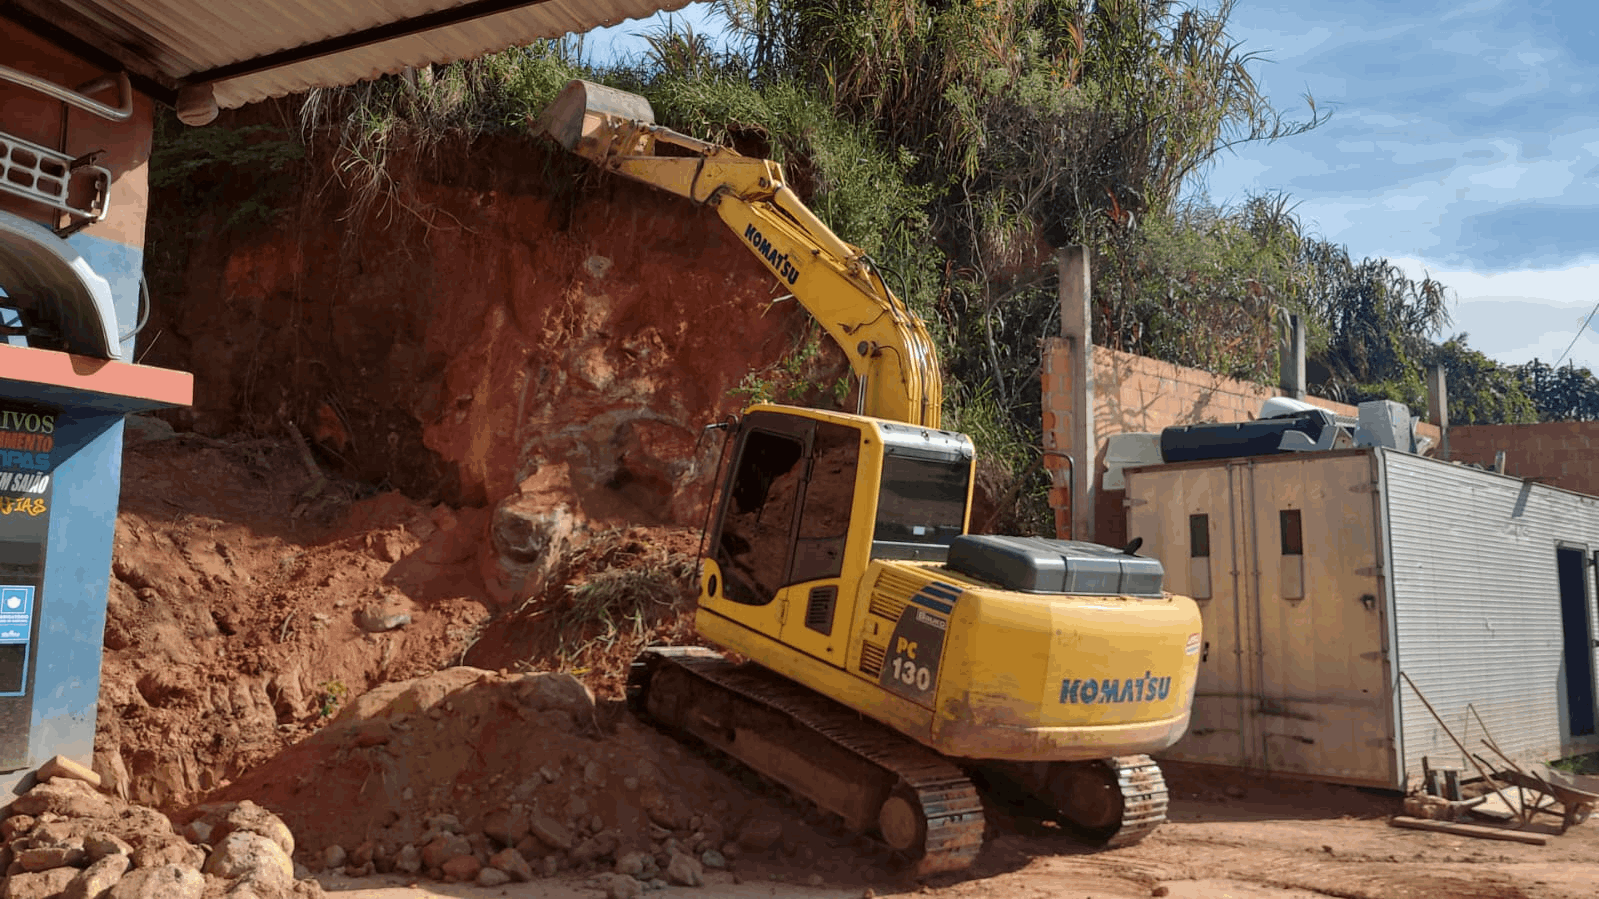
top-left (0, 21), bottom-right (193, 803)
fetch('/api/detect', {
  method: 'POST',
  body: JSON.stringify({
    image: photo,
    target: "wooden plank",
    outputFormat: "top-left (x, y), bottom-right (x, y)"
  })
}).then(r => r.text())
top-left (1388, 816), bottom-right (1548, 845)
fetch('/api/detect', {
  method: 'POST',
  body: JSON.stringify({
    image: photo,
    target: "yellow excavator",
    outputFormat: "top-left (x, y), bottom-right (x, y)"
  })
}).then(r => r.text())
top-left (537, 81), bottom-right (1202, 874)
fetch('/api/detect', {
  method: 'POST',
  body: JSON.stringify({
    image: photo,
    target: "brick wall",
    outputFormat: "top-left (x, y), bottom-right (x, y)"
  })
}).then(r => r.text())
top-left (1041, 342), bottom-right (1443, 544)
top-left (1450, 421), bottom-right (1599, 495)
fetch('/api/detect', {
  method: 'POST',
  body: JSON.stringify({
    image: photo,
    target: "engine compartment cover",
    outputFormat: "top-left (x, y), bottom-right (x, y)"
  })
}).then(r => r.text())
top-left (945, 535), bottom-right (1164, 597)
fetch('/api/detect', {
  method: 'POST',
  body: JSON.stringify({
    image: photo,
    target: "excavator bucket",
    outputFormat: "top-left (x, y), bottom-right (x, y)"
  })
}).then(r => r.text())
top-left (533, 80), bottom-right (655, 153)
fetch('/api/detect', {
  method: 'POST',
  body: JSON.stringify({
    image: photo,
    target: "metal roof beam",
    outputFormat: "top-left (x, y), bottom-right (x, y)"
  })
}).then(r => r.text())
top-left (188, 0), bottom-right (561, 85)
top-left (0, 4), bottom-right (177, 106)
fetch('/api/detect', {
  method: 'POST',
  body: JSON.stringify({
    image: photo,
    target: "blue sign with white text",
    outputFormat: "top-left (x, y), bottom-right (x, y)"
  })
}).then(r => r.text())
top-left (0, 585), bottom-right (32, 644)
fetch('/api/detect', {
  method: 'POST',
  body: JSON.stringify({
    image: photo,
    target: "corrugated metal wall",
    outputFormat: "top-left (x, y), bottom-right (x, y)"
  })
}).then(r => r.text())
top-left (1383, 450), bottom-right (1599, 780)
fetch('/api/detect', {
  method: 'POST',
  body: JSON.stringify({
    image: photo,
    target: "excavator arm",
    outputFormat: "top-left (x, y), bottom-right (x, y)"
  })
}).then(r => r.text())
top-left (537, 80), bottom-right (942, 429)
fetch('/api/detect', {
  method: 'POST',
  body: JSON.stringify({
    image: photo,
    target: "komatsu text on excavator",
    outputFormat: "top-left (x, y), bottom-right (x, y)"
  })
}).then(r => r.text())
top-left (537, 81), bottom-right (1203, 875)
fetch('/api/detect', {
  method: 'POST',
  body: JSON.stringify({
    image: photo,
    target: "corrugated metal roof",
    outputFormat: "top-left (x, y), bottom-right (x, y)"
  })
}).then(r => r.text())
top-left (7, 0), bottom-right (697, 108)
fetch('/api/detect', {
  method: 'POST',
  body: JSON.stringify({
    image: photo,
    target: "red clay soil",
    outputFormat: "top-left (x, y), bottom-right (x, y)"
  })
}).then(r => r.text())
top-left (142, 134), bottom-right (846, 528)
top-left (100, 419), bottom-right (495, 810)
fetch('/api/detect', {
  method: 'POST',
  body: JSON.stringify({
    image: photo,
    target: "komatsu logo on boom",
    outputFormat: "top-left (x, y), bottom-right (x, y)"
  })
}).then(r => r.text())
top-left (743, 224), bottom-right (800, 285)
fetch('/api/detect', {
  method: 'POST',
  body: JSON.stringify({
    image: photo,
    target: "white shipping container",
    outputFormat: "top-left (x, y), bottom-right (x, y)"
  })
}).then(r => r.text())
top-left (1126, 447), bottom-right (1599, 789)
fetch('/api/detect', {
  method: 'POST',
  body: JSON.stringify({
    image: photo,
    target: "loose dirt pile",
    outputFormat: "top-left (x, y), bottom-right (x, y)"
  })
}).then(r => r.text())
top-left (85, 416), bottom-right (882, 897)
top-left (99, 420), bottom-right (494, 810)
top-left (195, 666), bottom-right (850, 893)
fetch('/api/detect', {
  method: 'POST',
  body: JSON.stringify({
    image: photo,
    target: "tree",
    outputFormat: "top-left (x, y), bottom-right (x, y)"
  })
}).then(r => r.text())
top-left (1424, 338), bottom-right (1536, 425)
top-left (1515, 359), bottom-right (1599, 421)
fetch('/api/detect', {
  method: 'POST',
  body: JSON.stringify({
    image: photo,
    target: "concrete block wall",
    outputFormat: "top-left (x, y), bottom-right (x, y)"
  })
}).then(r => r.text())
top-left (1042, 342), bottom-right (1443, 545)
top-left (1450, 421), bottom-right (1599, 496)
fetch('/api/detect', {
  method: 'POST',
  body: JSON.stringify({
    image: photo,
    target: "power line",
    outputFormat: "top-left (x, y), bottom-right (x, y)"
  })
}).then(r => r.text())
top-left (1553, 297), bottom-right (1599, 369)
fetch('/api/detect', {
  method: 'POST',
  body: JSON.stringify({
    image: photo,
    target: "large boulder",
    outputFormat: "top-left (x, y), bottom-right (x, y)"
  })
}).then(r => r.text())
top-left (202, 831), bottom-right (294, 890)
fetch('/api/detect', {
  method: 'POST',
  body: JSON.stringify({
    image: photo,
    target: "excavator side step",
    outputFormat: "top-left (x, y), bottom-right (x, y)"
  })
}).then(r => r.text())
top-left (629, 647), bottom-right (985, 876)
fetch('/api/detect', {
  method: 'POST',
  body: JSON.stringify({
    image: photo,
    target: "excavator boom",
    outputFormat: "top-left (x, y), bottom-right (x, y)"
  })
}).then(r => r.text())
top-left (536, 80), bottom-right (942, 429)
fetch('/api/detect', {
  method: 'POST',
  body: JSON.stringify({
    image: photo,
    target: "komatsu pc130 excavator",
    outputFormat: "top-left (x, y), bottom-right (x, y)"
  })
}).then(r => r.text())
top-left (537, 81), bottom-right (1202, 875)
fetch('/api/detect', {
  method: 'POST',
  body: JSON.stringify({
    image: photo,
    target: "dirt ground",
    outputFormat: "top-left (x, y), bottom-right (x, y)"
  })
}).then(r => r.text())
top-left (73, 425), bottom-right (1597, 899)
top-left (309, 758), bottom-right (1599, 899)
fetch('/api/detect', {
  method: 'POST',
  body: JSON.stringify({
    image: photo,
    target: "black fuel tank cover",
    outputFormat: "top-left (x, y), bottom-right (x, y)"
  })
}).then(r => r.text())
top-left (945, 535), bottom-right (1164, 597)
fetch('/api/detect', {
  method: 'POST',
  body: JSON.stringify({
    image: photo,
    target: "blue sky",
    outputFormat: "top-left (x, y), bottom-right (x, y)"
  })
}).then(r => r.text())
top-left (589, 1), bottom-right (1599, 370)
top-left (1199, 0), bottom-right (1599, 371)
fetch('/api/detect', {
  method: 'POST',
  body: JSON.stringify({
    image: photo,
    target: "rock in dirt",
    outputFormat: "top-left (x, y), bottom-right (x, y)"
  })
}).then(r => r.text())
top-left (488, 500), bottom-right (576, 606)
top-left (203, 831), bottom-right (295, 888)
top-left (665, 851), bottom-right (704, 887)
top-left (393, 844), bottom-right (421, 875)
top-left (701, 848), bottom-right (727, 869)
top-left (2, 868), bottom-right (78, 899)
top-left (61, 852), bottom-right (130, 899)
top-left (440, 853), bottom-right (481, 881)
top-left (323, 844), bottom-right (347, 869)
top-left (199, 800), bottom-right (297, 856)
top-left (736, 817), bottom-right (784, 851)
top-left (614, 851), bottom-right (649, 877)
top-left (488, 847), bottom-right (533, 882)
top-left (84, 831), bottom-right (133, 862)
top-left (1, 814), bottom-right (35, 841)
top-left (106, 863), bottom-right (203, 899)
top-left (600, 873), bottom-right (644, 899)
top-left (476, 866), bottom-right (511, 887)
top-left (17, 843), bottom-right (87, 871)
top-left (11, 778), bottom-right (117, 819)
top-left (515, 673), bottom-right (595, 718)
top-left (424, 813), bottom-right (461, 835)
top-left (129, 832), bottom-right (205, 869)
top-left (482, 806), bottom-right (530, 846)
top-left (529, 814), bottom-right (574, 852)
top-left (420, 833), bottom-right (471, 869)
top-left (36, 755), bottom-right (103, 790)
top-left (355, 607), bottom-right (412, 633)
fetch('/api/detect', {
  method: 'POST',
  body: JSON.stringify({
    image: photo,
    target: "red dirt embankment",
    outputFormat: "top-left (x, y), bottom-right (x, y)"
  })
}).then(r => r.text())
top-left (104, 128), bottom-right (853, 812)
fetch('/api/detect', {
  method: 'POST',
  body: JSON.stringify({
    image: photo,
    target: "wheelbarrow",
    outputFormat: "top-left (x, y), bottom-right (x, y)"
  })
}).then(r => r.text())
top-left (1474, 752), bottom-right (1598, 834)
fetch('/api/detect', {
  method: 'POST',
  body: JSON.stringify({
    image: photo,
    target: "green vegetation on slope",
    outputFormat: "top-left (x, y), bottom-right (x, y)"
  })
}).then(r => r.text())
top-left (149, 0), bottom-right (1599, 532)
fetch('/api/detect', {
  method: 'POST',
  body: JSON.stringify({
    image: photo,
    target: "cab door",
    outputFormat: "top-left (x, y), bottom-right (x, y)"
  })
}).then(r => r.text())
top-left (702, 411), bottom-right (862, 665)
top-left (776, 420), bottom-right (861, 665)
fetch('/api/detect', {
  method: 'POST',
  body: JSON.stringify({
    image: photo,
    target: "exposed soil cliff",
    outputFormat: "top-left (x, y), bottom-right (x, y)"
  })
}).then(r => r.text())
top-left (144, 132), bottom-right (839, 551)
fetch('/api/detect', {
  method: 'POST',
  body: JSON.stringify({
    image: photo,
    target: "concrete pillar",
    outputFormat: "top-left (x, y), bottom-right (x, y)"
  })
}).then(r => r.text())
top-left (1427, 364), bottom-right (1449, 459)
top-left (1058, 246), bottom-right (1095, 542)
top-left (1280, 313), bottom-right (1306, 400)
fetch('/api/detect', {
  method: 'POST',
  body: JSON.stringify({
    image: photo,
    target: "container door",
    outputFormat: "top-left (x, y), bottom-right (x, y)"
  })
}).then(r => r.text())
top-left (1128, 462), bottom-right (1253, 767)
top-left (1247, 454), bottom-right (1391, 783)
top-left (1556, 546), bottom-right (1597, 737)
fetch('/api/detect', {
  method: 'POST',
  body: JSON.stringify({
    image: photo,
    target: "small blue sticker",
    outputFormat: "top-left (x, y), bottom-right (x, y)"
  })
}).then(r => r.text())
top-left (0, 585), bottom-right (33, 643)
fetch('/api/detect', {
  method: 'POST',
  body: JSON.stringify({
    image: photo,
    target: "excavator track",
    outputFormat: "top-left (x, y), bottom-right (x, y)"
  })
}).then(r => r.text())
top-left (975, 753), bottom-right (1168, 848)
top-left (629, 647), bottom-right (985, 876)
top-left (1096, 755), bottom-right (1168, 847)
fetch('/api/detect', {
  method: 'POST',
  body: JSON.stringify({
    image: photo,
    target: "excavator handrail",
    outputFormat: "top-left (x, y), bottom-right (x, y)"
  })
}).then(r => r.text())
top-left (536, 79), bottom-right (943, 429)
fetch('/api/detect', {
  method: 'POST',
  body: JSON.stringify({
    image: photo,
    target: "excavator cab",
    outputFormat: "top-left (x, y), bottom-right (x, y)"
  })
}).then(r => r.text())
top-left (697, 405), bottom-right (972, 664)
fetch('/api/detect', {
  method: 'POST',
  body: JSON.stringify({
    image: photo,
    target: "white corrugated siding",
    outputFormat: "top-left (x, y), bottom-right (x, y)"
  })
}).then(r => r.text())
top-left (32, 0), bottom-right (697, 107)
top-left (1383, 450), bottom-right (1599, 779)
